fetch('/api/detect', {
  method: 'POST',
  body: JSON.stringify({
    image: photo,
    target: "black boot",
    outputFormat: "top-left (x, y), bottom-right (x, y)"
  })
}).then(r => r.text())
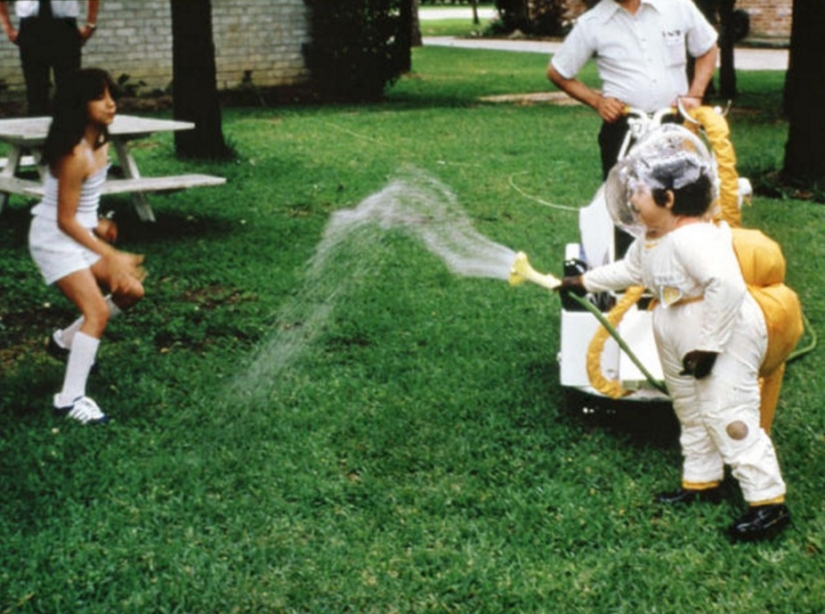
top-left (655, 486), bottom-right (722, 505)
top-left (729, 503), bottom-right (791, 542)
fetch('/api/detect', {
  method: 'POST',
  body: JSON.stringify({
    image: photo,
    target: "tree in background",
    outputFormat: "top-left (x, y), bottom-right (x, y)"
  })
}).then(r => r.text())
top-left (495, 0), bottom-right (530, 33)
top-left (170, 0), bottom-right (231, 159)
top-left (410, 0), bottom-right (422, 48)
top-left (494, 0), bottom-right (568, 36)
top-left (715, 0), bottom-right (739, 98)
top-left (782, 0), bottom-right (825, 187)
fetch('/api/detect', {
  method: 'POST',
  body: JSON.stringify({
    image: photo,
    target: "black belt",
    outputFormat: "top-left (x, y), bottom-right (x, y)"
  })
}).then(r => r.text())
top-left (21, 16), bottom-right (77, 24)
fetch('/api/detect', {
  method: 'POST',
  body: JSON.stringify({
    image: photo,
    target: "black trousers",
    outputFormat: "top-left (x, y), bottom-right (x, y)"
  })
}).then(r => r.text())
top-left (17, 17), bottom-right (82, 116)
top-left (597, 117), bottom-right (634, 257)
top-left (597, 116), bottom-right (630, 181)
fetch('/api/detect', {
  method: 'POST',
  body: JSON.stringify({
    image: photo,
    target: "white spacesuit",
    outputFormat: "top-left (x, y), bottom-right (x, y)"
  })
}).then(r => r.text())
top-left (569, 125), bottom-right (799, 540)
top-left (584, 219), bottom-right (786, 504)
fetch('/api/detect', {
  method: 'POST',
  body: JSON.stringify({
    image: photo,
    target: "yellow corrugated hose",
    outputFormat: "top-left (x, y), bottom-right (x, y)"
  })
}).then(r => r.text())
top-left (688, 106), bottom-right (743, 227)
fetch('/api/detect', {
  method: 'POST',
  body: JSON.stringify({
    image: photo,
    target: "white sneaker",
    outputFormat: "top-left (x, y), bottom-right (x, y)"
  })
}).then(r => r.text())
top-left (53, 395), bottom-right (109, 425)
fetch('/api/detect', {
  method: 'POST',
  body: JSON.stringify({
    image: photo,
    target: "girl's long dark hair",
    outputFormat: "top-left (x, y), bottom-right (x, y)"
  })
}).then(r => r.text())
top-left (42, 68), bottom-right (117, 167)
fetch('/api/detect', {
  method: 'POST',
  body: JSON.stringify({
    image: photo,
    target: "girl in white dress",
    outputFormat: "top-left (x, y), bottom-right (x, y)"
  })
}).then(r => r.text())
top-left (29, 68), bottom-right (146, 424)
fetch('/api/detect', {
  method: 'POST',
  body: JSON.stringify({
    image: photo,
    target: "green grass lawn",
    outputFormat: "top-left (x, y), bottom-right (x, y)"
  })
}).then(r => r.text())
top-left (1, 47), bottom-right (823, 613)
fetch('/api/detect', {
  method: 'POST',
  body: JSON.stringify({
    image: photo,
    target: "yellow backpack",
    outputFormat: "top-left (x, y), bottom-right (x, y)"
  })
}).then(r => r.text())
top-left (731, 227), bottom-right (803, 376)
top-left (687, 107), bottom-right (803, 374)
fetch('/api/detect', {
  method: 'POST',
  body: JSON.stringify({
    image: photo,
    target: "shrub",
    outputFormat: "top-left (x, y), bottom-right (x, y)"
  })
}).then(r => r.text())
top-left (303, 0), bottom-right (412, 102)
top-left (494, 0), bottom-right (570, 36)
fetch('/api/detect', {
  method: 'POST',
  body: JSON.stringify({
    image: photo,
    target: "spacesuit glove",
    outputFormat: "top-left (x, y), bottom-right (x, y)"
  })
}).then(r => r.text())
top-left (558, 275), bottom-right (586, 297)
top-left (680, 350), bottom-right (718, 379)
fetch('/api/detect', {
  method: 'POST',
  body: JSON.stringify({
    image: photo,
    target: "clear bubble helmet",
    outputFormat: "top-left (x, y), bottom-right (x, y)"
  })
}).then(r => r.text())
top-left (604, 124), bottom-right (720, 238)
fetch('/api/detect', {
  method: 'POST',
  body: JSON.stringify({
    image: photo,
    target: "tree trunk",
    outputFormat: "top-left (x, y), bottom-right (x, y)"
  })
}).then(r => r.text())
top-left (691, 0), bottom-right (717, 98)
top-left (410, 0), bottom-right (422, 47)
top-left (782, 0), bottom-right (825, 184)
top-left (170, 0), bottom-right (230, 159)
top-left (471, 0), bottom-right (479, 24)
top-left (717, 0), bottom-right (737, 98)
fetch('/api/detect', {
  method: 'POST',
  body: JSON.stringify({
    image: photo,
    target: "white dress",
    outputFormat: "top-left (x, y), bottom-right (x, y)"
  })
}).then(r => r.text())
top-left (29, 163), bottom-right (108, 285)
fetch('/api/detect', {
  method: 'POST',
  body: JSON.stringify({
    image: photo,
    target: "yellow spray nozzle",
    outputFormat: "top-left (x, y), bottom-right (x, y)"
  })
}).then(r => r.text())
top-left (508, 251), bottom-right (561, 291)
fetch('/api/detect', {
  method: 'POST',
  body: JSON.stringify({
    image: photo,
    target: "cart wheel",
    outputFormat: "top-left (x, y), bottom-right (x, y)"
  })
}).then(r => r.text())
top-left (561, 390), bottom-right (678, 443)
top-left (562, 388), bottom-right (603, 416)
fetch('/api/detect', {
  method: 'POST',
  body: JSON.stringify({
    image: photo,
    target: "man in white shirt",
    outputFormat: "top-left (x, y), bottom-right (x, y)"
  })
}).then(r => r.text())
top-left (0, 1), bottom-right (100, 116)
top-left (547, 0), bottom-right (718, 179)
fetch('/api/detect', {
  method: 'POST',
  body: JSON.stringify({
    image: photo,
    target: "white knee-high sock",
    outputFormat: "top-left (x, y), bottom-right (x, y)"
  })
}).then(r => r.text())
top-left (57, 296), bottom-right (122, 349)
top-left (55, 332), bottom-right (100, 407)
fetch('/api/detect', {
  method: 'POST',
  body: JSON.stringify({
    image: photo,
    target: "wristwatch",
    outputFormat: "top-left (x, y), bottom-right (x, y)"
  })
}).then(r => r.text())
top-left (86, 22), bottom-right (97, 30)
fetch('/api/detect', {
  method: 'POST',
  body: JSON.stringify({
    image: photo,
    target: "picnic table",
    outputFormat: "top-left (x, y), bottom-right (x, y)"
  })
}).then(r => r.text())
top-left (0, 114), bottom-right (226, 222)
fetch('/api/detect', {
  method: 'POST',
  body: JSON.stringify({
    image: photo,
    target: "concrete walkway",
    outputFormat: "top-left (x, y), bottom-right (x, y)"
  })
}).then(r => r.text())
top-left (418, 7), bottom-right (498, 21)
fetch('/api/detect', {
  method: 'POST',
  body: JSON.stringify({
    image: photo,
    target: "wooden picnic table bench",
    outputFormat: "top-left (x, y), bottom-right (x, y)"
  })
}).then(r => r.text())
top-left (0, 114), bottom-right (226, 222)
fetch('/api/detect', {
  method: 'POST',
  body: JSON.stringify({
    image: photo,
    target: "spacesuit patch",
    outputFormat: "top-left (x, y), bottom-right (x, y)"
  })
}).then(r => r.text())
top-left (659, 286), bottom-right (683, 308)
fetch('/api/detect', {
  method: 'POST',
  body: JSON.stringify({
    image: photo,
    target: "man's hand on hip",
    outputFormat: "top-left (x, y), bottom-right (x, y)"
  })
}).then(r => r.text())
top-left (597, 96), bottom-right (626, 123)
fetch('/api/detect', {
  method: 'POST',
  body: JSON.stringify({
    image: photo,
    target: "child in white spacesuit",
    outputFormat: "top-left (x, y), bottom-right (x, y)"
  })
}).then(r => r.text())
top-left (561, 125), bottom-right (793, 542)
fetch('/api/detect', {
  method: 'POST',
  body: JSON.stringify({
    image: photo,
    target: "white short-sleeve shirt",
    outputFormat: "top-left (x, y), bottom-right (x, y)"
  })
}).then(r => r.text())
top-left (550, 0), bottom-right (718, 112)
top-left (13, 1), bottom-right (80, 19)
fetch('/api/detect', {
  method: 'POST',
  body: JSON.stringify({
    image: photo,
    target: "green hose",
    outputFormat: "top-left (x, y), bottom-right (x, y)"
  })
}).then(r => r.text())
top-left (787, 311), bottom-right (817, 363)
top-left (567, 292), bottom-right (668, 395)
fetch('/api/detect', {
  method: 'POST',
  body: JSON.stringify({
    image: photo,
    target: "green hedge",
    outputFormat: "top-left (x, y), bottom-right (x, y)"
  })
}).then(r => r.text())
top-left (303, 0), bottom-right (412, 102)
top-left (493, 0), bottom-right (571, 36)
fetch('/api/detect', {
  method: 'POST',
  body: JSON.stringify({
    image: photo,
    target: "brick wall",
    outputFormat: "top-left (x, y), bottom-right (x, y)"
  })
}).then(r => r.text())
top-left (0, 0), bottom-right (309, 100)
top-left (736, 0), bottom-right (792, 41)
